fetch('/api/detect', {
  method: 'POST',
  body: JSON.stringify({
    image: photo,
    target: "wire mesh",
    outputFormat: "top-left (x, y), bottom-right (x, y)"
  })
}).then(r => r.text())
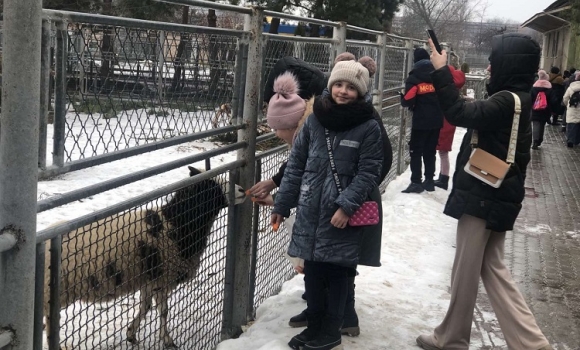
top-left (55, 22), bottom-right (240, 162)
top-left (261, 38), bottom-right (333, 108)
top-left (346, 43), bottom-right (380, 91)
top-left (43, 171), bottom-right (236, 349)
top-left (464, 75), bottom-right (489, 100)
top-left (252, 149), bottom-right (296, 310)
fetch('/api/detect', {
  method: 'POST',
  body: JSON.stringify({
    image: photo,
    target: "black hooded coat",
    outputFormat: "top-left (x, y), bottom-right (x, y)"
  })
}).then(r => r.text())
top-left (430, 33), bottom-right (540, 232)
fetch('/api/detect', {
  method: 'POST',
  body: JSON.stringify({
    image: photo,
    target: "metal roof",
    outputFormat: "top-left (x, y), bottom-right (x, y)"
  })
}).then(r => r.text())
top-left (521, 0), bottom-right (570, 33)
top-left (522, 12), bottom-right (570, 33)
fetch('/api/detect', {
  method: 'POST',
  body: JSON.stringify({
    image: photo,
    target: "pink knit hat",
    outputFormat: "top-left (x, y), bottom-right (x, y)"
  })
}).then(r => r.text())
top-left (538, 70), bottom-right (549, 81)
top-left (267, 72), bottom-right (306, 130)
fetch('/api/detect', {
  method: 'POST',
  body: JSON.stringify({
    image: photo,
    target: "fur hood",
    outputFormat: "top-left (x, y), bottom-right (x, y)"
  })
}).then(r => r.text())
top-left (533, 79), bottom-right (552, 89)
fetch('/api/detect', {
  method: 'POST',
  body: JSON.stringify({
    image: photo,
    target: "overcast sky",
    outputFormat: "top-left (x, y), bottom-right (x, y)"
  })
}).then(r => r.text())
top-left (482, 0), bottom-right (553, 23)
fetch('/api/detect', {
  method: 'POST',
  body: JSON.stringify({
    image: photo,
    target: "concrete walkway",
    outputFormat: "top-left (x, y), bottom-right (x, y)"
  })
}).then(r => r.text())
top-left (473, 124), bottom-right (580, 349)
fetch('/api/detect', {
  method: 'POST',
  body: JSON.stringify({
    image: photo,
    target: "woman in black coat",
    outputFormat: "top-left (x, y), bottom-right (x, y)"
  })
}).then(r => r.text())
top-left (416, 33), bottom-right (552, 350)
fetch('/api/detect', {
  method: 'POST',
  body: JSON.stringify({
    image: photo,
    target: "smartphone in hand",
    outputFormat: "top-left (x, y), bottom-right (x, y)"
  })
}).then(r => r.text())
top-left (426, 29), bottom-right (442, 54)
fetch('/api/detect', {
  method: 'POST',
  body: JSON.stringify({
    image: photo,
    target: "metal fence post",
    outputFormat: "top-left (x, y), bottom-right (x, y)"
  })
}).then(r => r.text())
top-left (397, 39), bottom-right (415, 175)
top-left (374, 32), bottom-right (388, 115)
top-left (53, 21), bottom-right (68, 167)
top-left (39, 20), bottom-right (52, 170)
top-left (157, 30), bottom-right (166, 101)
top-left (232, 5), bottom-right (263, 331)
top-left (331, 21), bottom-right (347, 66)
top-left (0, 0), bottom-right (42, 349)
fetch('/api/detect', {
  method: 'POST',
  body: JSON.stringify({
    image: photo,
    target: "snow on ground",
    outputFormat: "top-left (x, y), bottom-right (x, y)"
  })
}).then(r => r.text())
top-left (216, 127), bottom-right (498, 350)
top-left (35, 109), bottom-right (501, 350)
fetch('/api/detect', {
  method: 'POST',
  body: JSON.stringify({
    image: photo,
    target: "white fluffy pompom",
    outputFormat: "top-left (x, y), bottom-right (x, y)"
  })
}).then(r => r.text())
top-left (273, 71), bottom-right (300, 96)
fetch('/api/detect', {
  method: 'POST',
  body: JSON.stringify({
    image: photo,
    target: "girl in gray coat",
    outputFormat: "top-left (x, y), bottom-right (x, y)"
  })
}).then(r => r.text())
top-left (272, 60), bottom-right (383, 350)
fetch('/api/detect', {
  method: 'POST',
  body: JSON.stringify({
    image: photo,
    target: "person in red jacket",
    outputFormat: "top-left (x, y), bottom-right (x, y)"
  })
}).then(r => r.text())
top-left (434, 65), bottom-right (466, 190)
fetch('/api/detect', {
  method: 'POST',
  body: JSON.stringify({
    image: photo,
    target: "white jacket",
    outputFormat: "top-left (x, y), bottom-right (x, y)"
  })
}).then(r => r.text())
top-left (563, 81), bottom-right (580, 124)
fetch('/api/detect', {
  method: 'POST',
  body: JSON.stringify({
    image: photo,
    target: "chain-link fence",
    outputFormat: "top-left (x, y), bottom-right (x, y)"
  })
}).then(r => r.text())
top-left (43, 14), bottom-right (243, 168)
top-left (1, 4), bottom-right (428, 350)
top-left (38, 166), bottom-right (244, 350)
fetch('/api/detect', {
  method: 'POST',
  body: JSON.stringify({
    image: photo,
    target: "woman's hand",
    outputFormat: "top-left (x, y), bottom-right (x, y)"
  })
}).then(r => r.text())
top-left (247, 179), bottom-right (276, 199)
top-left (330, 207), bottom-right (349, 229)
top-left (428, 39), bottom-right (447, 70)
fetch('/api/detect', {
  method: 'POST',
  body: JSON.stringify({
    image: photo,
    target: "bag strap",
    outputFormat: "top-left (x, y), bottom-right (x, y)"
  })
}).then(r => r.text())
top-left (470, 91), bottom-right (521, 164)
top-left (324, 128), bottom-right (343, 194)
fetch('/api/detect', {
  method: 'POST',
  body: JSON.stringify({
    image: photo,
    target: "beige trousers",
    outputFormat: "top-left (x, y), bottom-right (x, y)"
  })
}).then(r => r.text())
top-left (433, 214), bottom-right (549, 349)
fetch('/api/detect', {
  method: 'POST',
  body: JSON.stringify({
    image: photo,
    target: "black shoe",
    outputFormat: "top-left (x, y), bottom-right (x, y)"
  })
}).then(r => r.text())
top-left (304, 334), bottom-right (341, 350)
top-left (289, 310), bottom-right (308, 328)
top-left (433, 174), bottom-right (449, 190)
top-left (532, 141), bottom-right (539, 150)
top-left (288, 327), bottom-right (319, 350)
top-left (301, 292), bottom-right (307, 301)
top-left (422, 179), bottom-right (435, 192)
top-left (568, 142), bottom-right (574, 148)
top-left (561, 126), bottom-right (567, 132)
top-left (402, 182), bottom-right (424, 193)
top-left (341, 323), bottom-right (360, 337)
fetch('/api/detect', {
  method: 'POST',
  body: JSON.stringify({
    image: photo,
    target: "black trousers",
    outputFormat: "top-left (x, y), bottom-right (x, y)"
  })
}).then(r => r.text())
top-left (409, 128), bottom-right (440, 183)
top-left (532, 120), bottom-right (546, 144)
top-left (304, 260), bottom-right (355, 336)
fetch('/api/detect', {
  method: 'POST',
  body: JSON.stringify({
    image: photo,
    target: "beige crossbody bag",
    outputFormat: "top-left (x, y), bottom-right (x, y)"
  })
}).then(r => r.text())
top-left (464, 92), bottom-right (521, 188)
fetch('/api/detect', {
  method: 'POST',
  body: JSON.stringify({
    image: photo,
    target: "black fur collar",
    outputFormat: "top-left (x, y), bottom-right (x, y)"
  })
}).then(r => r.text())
top-left (313, 96), bottom-right (375, 132)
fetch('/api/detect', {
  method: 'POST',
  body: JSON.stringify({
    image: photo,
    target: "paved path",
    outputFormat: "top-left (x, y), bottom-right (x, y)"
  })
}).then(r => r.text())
top-left (472, 124), bottom-right (580, 349)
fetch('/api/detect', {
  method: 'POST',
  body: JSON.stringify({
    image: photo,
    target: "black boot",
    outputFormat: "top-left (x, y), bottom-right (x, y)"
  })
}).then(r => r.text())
top-left (288, 327), bottom-right (319, 350)
top-left (303, 334), bottom-right (342, 350)
top-left (433, 174), bottom-right (449, 190)
top-left (422, 178), bottom-right (435, 192)
top-left (289, 309), bottom-right (308, 328)
top-left (532, 141), bottom-right (539, 150)
top-left (402, 182), bottom-right (424, 193)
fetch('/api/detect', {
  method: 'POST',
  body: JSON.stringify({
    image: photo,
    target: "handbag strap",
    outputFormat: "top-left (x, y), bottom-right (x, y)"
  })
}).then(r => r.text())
top-left (470, 91), bottom-right (521, 164)
top-left (324, 128), bottom-right (343, 194)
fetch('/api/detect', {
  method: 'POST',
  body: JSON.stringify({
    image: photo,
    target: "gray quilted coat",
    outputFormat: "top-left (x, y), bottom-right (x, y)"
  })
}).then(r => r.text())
top-left (273, 113), bottom-right (383, 268)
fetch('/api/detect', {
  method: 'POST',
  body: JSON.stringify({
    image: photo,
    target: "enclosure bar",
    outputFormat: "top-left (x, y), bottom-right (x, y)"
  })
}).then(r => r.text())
top-left (221, 169), bottom-right (239, 339)
top-left (346, 24), bottom-right (383, 36)
top-left (33, 242), bottom-right (46, 350)
top-left (37, 141), bottom-right (246, 213)
top-left (0, 0), bottom-right (42, 349)
top-left (345, 39), bottom-right (381, 48)
top-left (38, 20), bottom-right (51, 170)
top-left (43, 9), bottom-right (246, 37)
top-left (255, 144), bottom-right (287, 160)
top-left (247, 159), bottom-right (262, 320)
top-left (263, 33), bottom-right (334, 44)
top-left (262, 10), bottom-right (339, 28)
top-left (232, 6), bottom-right (264, 330)
top-left (47, 236), bottom-right (62, 350)
top-left (36, 160), bottom-right (245, 243)
top-left (156, 0), bottom-right (253, 14)
top-left (52, 22), bottom-right (67, 168)
top-left (39, 124), bottom-right (242, 179)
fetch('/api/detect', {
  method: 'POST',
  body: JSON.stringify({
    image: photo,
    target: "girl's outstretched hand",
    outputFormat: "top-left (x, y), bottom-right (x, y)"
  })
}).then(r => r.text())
top-left (331, 208), bottom-right (349, 229)
top-left (271, 213), bottom-right (284, 231)
top-left (428, 39), bottom-right (447, 70)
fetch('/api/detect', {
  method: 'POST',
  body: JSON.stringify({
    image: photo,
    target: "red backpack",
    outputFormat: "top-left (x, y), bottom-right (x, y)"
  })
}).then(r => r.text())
top-left (533, 91), bottom-right (548, 111)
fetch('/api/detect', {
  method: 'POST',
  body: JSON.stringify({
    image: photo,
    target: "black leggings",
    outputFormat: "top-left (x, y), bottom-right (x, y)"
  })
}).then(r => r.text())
top-left (303, 261), bottom-right (355, 335)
